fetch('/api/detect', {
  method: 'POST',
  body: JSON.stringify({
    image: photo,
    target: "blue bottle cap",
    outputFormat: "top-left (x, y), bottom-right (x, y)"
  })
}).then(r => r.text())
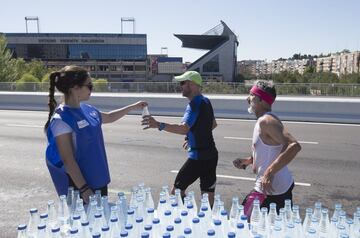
top-left (181, 210), bottom-right (188, 216)
top-left (81, 221), bottom-right (89, 226)
top-left (102, 226), bottom-right (109, 231)
top-left (187, 204), bottom-right (194, 209)
top-left (70, 228), bottom-right (78, 234)
top-left (166, 225), bottom-right (174, 231)
top-left (125, 223), bottom-right (133, 230)
top-left (240, 214), bottom-right (248, 220)
top-left (40, 213), bottom-right (48, 219)
top-left (37, 224), bottom-right (46, 230)
top-left (127, 209), bottom-right (135, 215)
top-left (192, 217), bottom-right (199, 223)
top-left (237, 223), bottom-right (244, 229)
top-left (144, 225), bottom-right (152, 231)
top-left (110, 218), bottom-right (118, 222)
top-left (147, 208), bottom-right (154, 213)
top-left (51, 227), bottom-right (60, 233)
top-left (17, 224), bottom-right (27, 230)
top-left (221, 210), bottom-right (228, 216)
top-left (162, 232), bottom-right (171, 238)
top-left (201, 206), bottom-right (208, 211)
top-left (184, 228), bottom-right (192, 234)
top-left (174, 217), bottom-right (182, 224)
top-left (120, 231), bottom-right (128, 237)
top-left (164, 210), bottom-right (171, 216)
top-left (198, 212), bottom-right (205, 218)
top-left (141, 232), bottom-right (149, 238)
top-left (92, 232), bottom-right (101, 238)
top-left (30, 208), bottom-right (38, 213)
top-left (228, 232), bottom-right (236, 238)
top-left (214, 219), bottom-right (221, 226)
top-left (152, 218), bottom-right (160, 224)
top-left (136, 217), bottom-right (143, 223)
top-left (207, 229), bottom-right (215, 236)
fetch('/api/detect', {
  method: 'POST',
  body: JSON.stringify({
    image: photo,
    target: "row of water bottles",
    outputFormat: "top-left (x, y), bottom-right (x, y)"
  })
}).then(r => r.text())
top-left (17, 182), bottom-right (360, 238)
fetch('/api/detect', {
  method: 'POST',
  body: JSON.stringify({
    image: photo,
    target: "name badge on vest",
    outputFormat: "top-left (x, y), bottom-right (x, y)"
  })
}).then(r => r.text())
top-left (77, 119), bottom-right (89, 129)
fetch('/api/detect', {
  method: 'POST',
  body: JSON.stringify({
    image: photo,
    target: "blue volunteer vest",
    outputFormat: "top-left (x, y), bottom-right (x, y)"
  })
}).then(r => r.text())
top-left (46, 103), bottom-right (110, 196)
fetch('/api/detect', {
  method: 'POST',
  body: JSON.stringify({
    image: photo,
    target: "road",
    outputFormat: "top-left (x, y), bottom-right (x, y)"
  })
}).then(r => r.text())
top-left (0, 110), bottom-right (359, 237)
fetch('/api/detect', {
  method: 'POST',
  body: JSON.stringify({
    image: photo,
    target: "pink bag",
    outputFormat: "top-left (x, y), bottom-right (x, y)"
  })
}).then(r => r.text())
top-left (243, 191), bottom-right (267, 218)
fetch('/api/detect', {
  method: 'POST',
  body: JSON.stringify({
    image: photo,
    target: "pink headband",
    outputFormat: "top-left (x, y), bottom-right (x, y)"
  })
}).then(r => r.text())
top-left (250, 85), bottom-right (275, 105)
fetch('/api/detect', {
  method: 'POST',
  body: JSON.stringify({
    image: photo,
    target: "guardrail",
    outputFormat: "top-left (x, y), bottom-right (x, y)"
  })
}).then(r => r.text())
top-left (1, 92), bottom-right (360, 124)
top-left (1, 82), bottom-right (359, 97)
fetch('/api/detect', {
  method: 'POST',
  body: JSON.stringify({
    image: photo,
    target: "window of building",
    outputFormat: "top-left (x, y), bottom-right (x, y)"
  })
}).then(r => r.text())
top-left (203, 55), bottom-right (219, 73)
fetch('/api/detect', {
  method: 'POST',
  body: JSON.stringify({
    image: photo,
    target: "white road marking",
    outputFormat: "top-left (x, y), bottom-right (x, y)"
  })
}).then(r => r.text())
top-left (5, 124), bottom-right (43, 128)
top-left (224, 136), bottom-right (319, 145)
top-left (170, 170), bottom-right (311, 187)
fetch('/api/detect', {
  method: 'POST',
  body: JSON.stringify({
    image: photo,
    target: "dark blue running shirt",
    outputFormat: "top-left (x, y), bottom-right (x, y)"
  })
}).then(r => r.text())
top-left (182, 94), bottom-right (218, 160)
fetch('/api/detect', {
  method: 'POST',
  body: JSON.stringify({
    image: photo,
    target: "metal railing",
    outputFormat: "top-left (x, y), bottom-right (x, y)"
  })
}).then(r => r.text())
top-left (0, 82), bottom-right (359, 96)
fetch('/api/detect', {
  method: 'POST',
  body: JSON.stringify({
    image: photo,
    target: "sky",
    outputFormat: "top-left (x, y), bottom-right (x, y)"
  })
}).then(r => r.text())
top-left (1, 0), bottom-right (359, 63)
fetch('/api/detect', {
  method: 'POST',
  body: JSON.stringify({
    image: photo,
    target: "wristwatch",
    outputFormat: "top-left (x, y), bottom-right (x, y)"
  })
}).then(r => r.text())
top-left (158, 122), bottom-right (166, 131)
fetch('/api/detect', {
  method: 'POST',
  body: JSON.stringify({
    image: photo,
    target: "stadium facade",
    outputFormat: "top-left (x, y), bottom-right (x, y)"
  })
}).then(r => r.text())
top-left (4, 33), bottom-right (147, 81)
top-left (175, 21), bottom-right (238, 82)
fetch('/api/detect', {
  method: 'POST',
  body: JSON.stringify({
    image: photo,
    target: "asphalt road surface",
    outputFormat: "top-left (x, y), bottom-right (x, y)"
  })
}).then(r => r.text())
top-left (0, 110), bottom-right (359, 237)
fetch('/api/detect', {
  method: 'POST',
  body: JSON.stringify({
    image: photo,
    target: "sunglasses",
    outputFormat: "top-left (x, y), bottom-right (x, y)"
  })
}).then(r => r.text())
top-left (82, 82), bottom-right (93, 91)
top-left (180, 81), bottom-right (188, 86)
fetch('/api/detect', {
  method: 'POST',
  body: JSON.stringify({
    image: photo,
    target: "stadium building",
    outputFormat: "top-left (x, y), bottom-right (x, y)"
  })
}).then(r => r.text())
top-left (175, 21), bottom-right (238, 82)
top-left (4, 33), bottom-right (147, 81)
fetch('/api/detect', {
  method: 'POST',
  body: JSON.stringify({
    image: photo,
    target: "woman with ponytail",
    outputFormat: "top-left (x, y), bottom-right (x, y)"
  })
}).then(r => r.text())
top-left (44, 65), bottom-right (147, 203)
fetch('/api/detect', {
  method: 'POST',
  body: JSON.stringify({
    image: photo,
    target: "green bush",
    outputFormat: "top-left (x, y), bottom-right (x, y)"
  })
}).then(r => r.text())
top-left (15, 73), bottom-right (40, 91)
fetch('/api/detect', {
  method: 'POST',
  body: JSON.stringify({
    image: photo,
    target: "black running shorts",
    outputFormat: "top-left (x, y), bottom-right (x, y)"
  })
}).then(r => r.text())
top-left (174, 156), bottom-right (218, 193)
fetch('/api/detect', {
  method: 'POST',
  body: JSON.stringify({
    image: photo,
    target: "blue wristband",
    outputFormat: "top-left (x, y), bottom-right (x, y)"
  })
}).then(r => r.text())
top-left (158, 122), bottom-right (166, 131)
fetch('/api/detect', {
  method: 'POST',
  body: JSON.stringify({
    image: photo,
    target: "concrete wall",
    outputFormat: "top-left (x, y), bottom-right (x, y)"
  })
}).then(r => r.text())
top-left (1, 92), bottom-right (360, 123)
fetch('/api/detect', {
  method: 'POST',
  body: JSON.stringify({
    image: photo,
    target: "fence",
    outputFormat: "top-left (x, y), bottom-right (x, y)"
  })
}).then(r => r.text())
top-left (0, 82), bottom-right (359, 96)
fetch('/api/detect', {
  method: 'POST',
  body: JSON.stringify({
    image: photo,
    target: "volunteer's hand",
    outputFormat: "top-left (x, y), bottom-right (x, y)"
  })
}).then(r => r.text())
top-left (81, 188), bottom-right (94, 204)
top-left (131, 101), bottom-right (148, 110)
top-left (141, 115), bottom-right (159, 130)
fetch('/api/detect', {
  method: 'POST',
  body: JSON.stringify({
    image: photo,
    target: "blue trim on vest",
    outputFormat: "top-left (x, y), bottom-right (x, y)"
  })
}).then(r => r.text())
top-left (46, 103), bottom-right (110, 195)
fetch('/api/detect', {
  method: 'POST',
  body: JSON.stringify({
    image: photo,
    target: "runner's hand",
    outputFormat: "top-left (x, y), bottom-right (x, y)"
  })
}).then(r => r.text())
top-left (182, 140), bottom-right (188, 150)
top-left (141, 115), bottom-right (159, 130)
top-left (261, 171), bottom-right (274, 195)
top-left (233, 157), bottom-right (251, 170)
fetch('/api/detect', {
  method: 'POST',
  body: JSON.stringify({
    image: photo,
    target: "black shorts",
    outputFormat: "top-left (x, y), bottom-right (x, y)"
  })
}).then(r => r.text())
top-left (174, 156), bottom-right (218, 193)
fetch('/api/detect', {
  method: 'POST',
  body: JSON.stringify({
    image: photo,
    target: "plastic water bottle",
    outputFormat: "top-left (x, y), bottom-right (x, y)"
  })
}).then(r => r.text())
top-left (303, 208), bottom-right (313, 234)
top-left (188, 191), bottom-right (198, 214)
top-left (229, 197), bottom-right (239, 231)
top-left (67, 187), bottom-right (74, 210)
top-left (145, 187), bottom-right (155, 210)
top-left (184, 227), bottom-right (193, 237)
top-left (145, 208), bottom-right (155, 226)
top-left (17, 224), bottom-right (27, 238)
top-left (47, 200), bottom-right (58, 229)
top-left (258, 207), bottom-right (268, 237)
top-left (181, 210), bottom-right (191, 230)
top-left (284, 199), bottom-right (293, 224)
top-left (220, 210), bottom-right (230, 234)
top-left (191, 217), bottom-right (201, 237)
top-left (213, 219), bottom-right (224, 238)
top-left (152, 218), bottom-right (160, 238)
top-left (313, 202), bottom-right (322, 220)
top-left (268, 203), bottom-right (277, 229)
top-left (101, 196), bottom-right (111, 223)
top-left (37, 224), bottom-right (47, 238)
top-left (173, 217), bottom-right (183, 237)
top-left (50, 226), bottom-right (61, 238)
top-left (307, 227), bottom-right (317, 237)
top-left (202, 193), bottom-right (211, 211)
top-left (127, 209), bottom-right (135, 228)
top-left (175, 189), bottom-right (184, 210)
top-left (28, 208), bottom-right (39, 238)
top-left (144, 224), bottom-right (152, 238)
top-left (92, 213), bottom-right (103, 235)
top-left (162, 232), bottom-right (171, 238)
top-left (118, 192), bottom-right (128, 223)
top-left (250, 199), bottom-right (261, 233)
top-left (69, 227), bottom-right (79, 238)
top-left (109, 218), bottom-right (121, 238)
top-left (120, 230), bottom-right (128, 237)
top-left (292, 204), bottom-right (301, 223)
top-left (319, 208), bottom-right (330, 237)
top-left (87, 201), bottom-right (97, 230)
top-left (332, 203), bottom-right (343, 221)
top-left (166, 225), bottom-right (174, 237)
top-left (142, 106), bottom-right (150, 117)
top-left (200, 205), bottom-right (211, 227)
top-left (71, 214), bottom-right (81, 231)
top-left (141, 231), bottom-right (150, 238)
top-left (271, 225), bottom-right (283, 238)
top-left (80, 221), bottom-right (92, 238)
top-left (186, 203), bottom-right (196, 219)
top-left (101, 225), bottom-right (110, 238)
top-left (124, 224), bottom-right (133, 237)
top-left (235, 223), bottom-right (247, 238)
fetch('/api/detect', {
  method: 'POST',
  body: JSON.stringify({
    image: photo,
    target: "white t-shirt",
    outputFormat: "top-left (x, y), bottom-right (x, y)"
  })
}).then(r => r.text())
top-left (50, 106), bottom-right (77, 149)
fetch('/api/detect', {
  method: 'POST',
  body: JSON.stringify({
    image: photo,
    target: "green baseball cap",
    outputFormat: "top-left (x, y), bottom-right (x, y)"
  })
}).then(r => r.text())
top-left (174, 71), bottom-right (202, 86)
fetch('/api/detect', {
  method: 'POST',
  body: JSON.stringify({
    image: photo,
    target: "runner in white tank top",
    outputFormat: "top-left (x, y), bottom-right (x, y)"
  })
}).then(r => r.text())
top-left (252, 112), bottom-right (293, 195)
top-left (233, 80), bottom-right (301, 210)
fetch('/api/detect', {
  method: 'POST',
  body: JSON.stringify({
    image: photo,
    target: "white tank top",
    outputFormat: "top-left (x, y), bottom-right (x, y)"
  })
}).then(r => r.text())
top-left (252, 112), bottom-right (293, 195)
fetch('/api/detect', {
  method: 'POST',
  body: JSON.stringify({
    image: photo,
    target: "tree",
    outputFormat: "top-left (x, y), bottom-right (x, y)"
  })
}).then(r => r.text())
top-left (15, 73), bottom-right (40, 91)
top-left (0, 35), bottom-right (18, 82)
